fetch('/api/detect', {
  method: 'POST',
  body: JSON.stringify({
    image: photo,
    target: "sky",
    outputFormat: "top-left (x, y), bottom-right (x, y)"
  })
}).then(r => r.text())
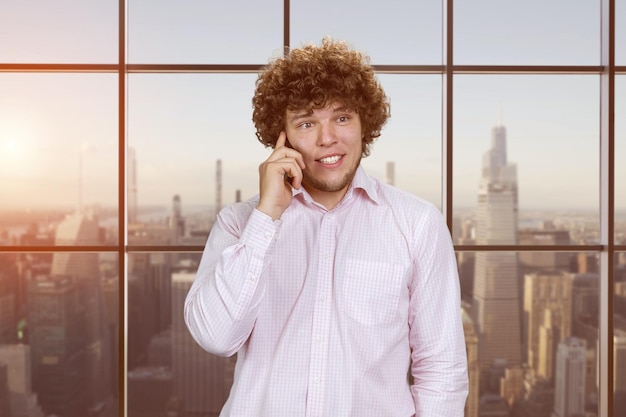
top-left (0, 0), bottom-right (625, 213)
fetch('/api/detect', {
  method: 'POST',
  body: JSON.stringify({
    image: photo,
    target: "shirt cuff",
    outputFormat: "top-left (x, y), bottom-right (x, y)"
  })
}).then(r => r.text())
top-left (238, 208), bottom-right (281, 258)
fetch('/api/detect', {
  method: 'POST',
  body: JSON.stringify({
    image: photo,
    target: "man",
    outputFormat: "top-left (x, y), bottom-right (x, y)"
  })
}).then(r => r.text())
top-left (184, 37), bottom-right (468, 417)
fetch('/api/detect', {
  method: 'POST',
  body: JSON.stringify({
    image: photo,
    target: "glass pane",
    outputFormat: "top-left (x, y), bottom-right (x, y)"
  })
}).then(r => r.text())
top-left (617, 76), bottom-right (626, 245)
top-left (455, 0), bottom-right (600, 65)
top-left (0, 0), bottom-right (118, 64)
top-left (453, 75), bottom-right (599, 243)
top-left (127, 251), bottom-right (233, 416)
top-left (127, 73), bottom-right (442, 246)
top-left (617, 252), bottom-right (626, 416)
top-left (0, 252), bottom-right (119, 417)
top-left (291, 0), bottom-right (442, 65)
top-left (128, 0), bottom-right (283, 64)
top-left (456, 250), bottom-right (599, 417)
top-left (0, 74), bottom-right (119, 246)
top-left (617, 0), bottom-right (626, 65)
top-left (362, 75), bottom-right (441, 208)
top-left (127, 74), bottom-right (266, 245)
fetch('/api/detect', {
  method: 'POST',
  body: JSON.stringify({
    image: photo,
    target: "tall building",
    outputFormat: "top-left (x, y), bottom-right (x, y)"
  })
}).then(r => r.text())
top-left (472, 124), bottom-right (522, 391)
top-left (170, 194), bottom-right (185, 243)
top-left (615, 329), bottom-right (626, 393)
top-left (0, 344), bottom-right (45, 417)
top-left (570, 273), bottom-right (598, 353)
top-left (457, 219), bottom-right (476, 302)
top-left (553, 337), bottom-right (586, 417)
top-left (523, 271), bottom-right (573, 380)
top-left (128, 366), bottom-right (173, 417)
top-left (477, 394), bottom-right (509, 417)
top-left (518, 228), bottom-right (571, 275)
top-left (127, 253), bottom-right (172, 367)
top-left (171, 272), bottom-right (235, 417)
top-left (28, 275), bottom-right (87, 417)
top-left (0, 280), bottom-right (16, 345)
top-left (514, 373), bottom-right (554, 417)
top-left (0, 254), bottom-right (20, 345)
top-left (29, 209), bottom-right (113, 415)
top-left (616, 330), bottom-right (626, 416)
top-left (0, 362), bottom-right (11, 417)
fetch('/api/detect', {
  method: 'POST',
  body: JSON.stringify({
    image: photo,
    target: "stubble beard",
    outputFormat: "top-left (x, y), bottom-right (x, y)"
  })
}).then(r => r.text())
top-left (301, 158), bottom-right (361, 194)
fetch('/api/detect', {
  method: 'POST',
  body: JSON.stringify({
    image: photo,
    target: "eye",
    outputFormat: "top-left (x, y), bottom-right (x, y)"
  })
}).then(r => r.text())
top-left (337, 115), bottom-right (350, 123)
top-left (299, 121), bottom-right (313, 129)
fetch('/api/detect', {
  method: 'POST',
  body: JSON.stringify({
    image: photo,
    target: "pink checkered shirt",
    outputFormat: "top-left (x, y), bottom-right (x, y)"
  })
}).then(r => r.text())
top-left (185, 166), bottom-right (468, 417)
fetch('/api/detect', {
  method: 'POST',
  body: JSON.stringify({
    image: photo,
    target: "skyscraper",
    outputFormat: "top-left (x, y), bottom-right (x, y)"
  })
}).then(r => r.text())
top-left (0, 344), bottom-right (45, 417)
top-left (28, 275), bottom-right (87, 417)
top-left (615, 329), bottom-right (626, 393)
top-left (0, 267), bottom-right (17, 344)
top-left (462, 308), bottom-right (480, 417)
top-left (29, 209), bottom-right (113, 415)
top-left (472, 124), bottom-right (522, 392)
top-left (523, 271), bottom-right (573, 380)
top-left (0, 363), bottom-right (10, 417)
top-left (553, 337), bottom-right (586, 417)
top-left (616, 329), bottom-right (626, 416)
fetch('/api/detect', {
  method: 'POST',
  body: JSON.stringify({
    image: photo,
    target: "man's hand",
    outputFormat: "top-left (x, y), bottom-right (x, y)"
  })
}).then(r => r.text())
top-left (257, 132), bottom-right (306, 220)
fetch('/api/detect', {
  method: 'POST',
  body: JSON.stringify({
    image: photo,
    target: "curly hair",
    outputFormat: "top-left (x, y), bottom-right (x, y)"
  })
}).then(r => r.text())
top-left (252, 37), bottom-right (390, 157)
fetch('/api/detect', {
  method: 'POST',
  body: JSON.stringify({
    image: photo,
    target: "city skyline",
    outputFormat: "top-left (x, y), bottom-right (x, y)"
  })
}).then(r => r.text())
top-left (1, 76), bottom-right (623, 212)
top-left (1, 1), bottom-right (625, 213)
top-left (0, 107), bottom-right (623, 417)
top-left (1, 2), bottom-right (625, 417)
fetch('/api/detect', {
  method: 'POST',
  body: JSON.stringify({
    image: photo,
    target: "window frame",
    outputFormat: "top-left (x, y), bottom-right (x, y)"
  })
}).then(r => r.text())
top-left (0, 1), bottom-right (623, 416)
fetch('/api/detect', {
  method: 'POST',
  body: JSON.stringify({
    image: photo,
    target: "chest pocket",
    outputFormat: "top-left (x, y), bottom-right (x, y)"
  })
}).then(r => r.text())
top-left (341, 258), bottom-right (405, 325)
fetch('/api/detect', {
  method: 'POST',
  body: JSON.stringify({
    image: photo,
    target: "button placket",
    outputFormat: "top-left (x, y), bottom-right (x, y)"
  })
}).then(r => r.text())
top-left (305, 213), bottom-right (336, 417)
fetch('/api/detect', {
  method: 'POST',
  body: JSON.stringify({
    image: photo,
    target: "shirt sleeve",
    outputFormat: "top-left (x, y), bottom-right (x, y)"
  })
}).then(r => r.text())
top-left (408, 206), bottom-right (469, 417)
top-left (184, 206), bottom-right (280, 357)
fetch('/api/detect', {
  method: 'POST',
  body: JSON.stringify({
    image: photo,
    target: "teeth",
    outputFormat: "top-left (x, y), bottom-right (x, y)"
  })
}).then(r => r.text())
top-left (319, 155), bottom-right (341, 164)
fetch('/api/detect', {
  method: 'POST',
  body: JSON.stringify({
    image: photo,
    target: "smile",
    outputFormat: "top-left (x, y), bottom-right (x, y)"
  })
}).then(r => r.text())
top-left (318, 155), bottom-right (342, 165)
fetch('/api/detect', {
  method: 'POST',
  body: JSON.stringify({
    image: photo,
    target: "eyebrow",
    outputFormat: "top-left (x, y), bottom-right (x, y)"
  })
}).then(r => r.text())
top-left (286, 109), bottom-right (314, 124)
top-left (286, 106), bottom-right (353, 123)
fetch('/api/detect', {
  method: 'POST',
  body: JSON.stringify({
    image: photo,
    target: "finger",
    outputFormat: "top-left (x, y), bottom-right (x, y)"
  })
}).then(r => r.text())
top-left (275, 131), bottom-right (287, 149)
top-left (265, 143), bottom-right (306, 170)
top-left (271, 159), bottom-right (303, 188)
top-left (283, 162), bottom-right (303, 189)
top-left (278, 159), bottom-right (302, 180)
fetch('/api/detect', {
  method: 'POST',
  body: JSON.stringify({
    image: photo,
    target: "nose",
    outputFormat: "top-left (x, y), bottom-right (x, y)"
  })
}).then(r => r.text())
top-left (316, 122), bottom-right (338, 147)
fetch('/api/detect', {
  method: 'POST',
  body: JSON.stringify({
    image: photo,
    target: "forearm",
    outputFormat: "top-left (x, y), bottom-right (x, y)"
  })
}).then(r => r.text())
top-left (184, 208), bottom-right (278, 356)
top-left (411, 344), bottom-right (468, 417)
top-left (410, 281), bottom-right (468, 416)
top-left (409, 208), bottom-right (469, 416)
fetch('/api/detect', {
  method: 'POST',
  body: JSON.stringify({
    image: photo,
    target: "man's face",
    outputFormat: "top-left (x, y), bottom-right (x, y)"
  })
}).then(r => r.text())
top-left (284, 102), bottom-right (363, 208)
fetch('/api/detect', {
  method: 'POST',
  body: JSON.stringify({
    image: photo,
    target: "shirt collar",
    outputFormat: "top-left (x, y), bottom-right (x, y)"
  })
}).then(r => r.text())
top-left (292, 165), bottom-right (380, 206)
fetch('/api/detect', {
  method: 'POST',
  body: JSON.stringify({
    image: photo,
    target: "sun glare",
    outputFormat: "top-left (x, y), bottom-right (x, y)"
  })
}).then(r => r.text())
top-left (3, 140), bottom-right (17, 152)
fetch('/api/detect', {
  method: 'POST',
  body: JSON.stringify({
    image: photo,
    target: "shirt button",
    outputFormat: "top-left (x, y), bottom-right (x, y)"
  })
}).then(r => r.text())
top-left (320, 295), bottom-right (326, 302)
top-left (314, 377), bottom-right (320, 384)
top-left (264, 232), bottom-right (272, 239)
